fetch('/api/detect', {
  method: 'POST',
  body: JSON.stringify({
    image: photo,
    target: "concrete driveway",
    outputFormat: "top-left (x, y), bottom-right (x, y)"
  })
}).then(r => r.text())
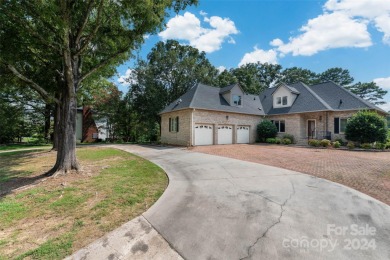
top-left (113, 145), bottom-right (390, 260)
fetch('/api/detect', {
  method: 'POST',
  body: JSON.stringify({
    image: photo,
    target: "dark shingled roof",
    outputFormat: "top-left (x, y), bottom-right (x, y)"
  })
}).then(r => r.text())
top-left (219, 83), bottom-right (238, 94)
top-left (309, 81), bottom-right (382, 111)
top-left (261, 82), bottom-right (331, 115)
top-left (160, 83), bottom-right (265, 115)
top-left (160, 81), bottom-right (386, 116)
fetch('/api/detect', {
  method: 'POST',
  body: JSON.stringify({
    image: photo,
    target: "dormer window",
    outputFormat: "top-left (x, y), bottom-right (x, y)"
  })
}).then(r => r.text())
top-left (282, 96), bottom-right (288, 105)
top-left (275, 96), bottom-right (288, 107)
top-left (233, 95), bottom-right (242, 106)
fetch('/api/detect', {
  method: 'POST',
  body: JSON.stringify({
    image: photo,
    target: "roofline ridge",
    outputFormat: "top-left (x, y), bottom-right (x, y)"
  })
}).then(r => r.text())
top-left (330, 81), bottom-right (385, 112)
top-left (300, 82), bottom-right (333, 110)
top-left (188, 83), bottom-right (201, 108)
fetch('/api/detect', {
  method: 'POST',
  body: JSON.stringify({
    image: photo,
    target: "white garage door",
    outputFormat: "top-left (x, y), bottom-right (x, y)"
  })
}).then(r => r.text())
top-left (237, 126), bottom-right (250, 144)
top-left (194, 124), bottom-right (213, 146)
top-left (218, 125), bottom-right (233, 144)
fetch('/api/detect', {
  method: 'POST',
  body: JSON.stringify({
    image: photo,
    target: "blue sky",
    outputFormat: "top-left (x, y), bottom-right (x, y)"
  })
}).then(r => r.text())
top-left (115, 0), bottom-right (390, 111)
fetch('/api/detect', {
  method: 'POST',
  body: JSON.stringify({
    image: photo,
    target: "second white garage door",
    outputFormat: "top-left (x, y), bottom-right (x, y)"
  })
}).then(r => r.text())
top-left (194, 124), bottom-right (213, 145)
top-left (237, 126), bottom-right (250, 144)
top-left (218, 125), bottom-right (233, 144)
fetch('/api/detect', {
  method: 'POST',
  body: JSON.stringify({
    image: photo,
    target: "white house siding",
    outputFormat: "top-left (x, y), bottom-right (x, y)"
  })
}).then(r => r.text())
top-left (95, 118), bottom-right (108, 141)
top-left (272, 86), bottom-right (298, 108)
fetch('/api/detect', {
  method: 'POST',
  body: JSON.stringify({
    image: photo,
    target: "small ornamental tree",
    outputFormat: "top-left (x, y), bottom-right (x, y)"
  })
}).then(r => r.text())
top-left (345, 110), bottom-right (388, 144)
top-left (257, 120), bottom-right (278, 142)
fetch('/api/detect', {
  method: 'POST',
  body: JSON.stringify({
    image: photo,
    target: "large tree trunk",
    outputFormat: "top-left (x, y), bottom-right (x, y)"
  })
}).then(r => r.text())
top-left (47, 17), bottom-right (80, 176)
top-left (46, 87), bottom-right (79, 176)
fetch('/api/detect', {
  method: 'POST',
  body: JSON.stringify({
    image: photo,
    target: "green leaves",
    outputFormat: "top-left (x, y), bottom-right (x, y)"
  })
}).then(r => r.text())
top-left (346, 82), bottom-right (388, 105)
top-left (345, 110), bottom-right (388, 143)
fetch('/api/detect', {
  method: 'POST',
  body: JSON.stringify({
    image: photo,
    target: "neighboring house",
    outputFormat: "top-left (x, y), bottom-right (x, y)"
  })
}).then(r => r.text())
top-left (160, 82), bottom-right (387, 146)
top-left (76, 107), bottom-right (108, 142)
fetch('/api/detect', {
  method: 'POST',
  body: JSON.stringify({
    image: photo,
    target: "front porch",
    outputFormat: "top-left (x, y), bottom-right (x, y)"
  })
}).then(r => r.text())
top-left (270, 111), bottom-right (357, 145)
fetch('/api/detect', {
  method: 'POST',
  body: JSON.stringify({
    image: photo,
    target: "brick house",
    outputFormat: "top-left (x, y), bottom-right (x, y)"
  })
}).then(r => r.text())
top-left (76, 107), bottom-right (108, 142)
top-left (160, 82), bottom-right (387, 146)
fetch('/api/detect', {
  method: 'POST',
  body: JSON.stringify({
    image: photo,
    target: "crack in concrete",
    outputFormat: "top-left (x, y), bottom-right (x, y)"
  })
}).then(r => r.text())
top-left (239, 182), bottom-right (295, 260)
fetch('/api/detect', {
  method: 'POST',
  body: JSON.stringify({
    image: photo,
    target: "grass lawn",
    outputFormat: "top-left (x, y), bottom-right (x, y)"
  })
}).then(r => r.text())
top-left (0, 147), bottom-right (167, 259)
top-left (0, 144), bottom-right (51, 151)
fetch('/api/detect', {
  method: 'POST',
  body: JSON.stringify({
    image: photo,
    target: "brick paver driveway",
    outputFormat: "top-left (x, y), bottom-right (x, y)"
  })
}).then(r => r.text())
top-left (191, 144), bottom-right (390, 205)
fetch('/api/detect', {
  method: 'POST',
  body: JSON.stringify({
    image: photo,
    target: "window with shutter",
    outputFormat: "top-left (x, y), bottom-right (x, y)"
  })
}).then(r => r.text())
top-left (176, 117), bottom-right (179, 132)
top-left (334, 118), bottom-right (339, 134)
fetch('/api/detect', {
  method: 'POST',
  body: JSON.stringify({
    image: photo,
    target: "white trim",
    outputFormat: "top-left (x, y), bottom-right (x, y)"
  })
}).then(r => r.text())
top-left (339, 117), bottom-right (348, 134)
top-left (191, 109), bottom-right (194, 146)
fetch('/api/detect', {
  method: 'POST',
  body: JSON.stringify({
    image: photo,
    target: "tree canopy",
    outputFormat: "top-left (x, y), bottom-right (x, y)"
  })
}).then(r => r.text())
top-left (0, 0), bottom-right (197, 175)
top-left (318, 67), bottom-right (354, 86)
top-left (346, 82), bottom-right (388, 105)
top-left (129, 40), bottom-right (218, 140)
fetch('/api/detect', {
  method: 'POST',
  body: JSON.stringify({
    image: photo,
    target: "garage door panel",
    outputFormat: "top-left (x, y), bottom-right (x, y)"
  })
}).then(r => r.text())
top-left (194, 124), bottom-right (213, 146)
top-left (218, 125), bottom-right (233, 145)
top-left (237, 126), bottom-right (250, 144)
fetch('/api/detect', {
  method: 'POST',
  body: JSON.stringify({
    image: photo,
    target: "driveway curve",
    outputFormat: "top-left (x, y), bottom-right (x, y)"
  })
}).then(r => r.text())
top-left (115, 145), bottom-right (390, 260)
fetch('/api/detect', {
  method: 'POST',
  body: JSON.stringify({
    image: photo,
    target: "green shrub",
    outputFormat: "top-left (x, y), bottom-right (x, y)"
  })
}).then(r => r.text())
top-left (345, 110), bottom-right (388, 143)
top-left (282, 138), bottom-right (292, 145)
top-left (320, 139), bottom-right (331, 147)
top-left (282, 134), bottom-right (295, 144)
top-left (374, 142), bottom-right (385, 150)
top-left (347, 142), bottom-right (355, 149)
top-left (360, 143), bottom-right (372, 149)
top-left (308, 139), bottom-right (321, 147)
top-left (335, 138), bottom-right (345, 146)
top-left (257, 120), bottom-right (278, 142)
top-left (266, 138), bottom-right (277, 144)
top-left (333, 141), bottom-right (341, 148)
top-left (275, 138), bottom-right (282, 144)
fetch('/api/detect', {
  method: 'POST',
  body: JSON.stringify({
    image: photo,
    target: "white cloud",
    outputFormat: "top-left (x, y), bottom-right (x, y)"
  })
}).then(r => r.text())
top-left (238, 47), bottom-right (278, 67)
top-left (374, 76), bottom-right (390, 90)
top-left (271, 0), bottom-right (390, 56)
top-left (374, 76), bottom-right (390, 111)
top-left (217, 66), bottom-right (226, 73)
top-left (117, 69), bottom-right (136, 87)
top-left (199, 10), bottom-right (207, 17)
top-left (325, 0), bottom-right (390, 45)
top-left (374, 14), bottom-right (390, 44)
top-left (378, 102), bottom-right (390, 111)
top-left (324, 0), bottom-right (390, 19)
top-left (276, 12), bottom-right (371, 56)
top-left (270, 38), bottom-right (283, 47)
top-left (158, 12), bottom-right (239, 53)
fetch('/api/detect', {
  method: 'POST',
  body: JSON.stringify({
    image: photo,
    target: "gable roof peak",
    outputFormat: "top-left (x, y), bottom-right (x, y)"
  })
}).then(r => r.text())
top-left (273, 82), bottom-right (300, 95)
top-left (219, 83), bottom-right (245, 94)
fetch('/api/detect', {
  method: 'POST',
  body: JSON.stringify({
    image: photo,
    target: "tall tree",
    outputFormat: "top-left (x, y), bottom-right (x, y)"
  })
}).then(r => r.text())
top-left (277, 67), bottom-right (319, 85)
top-left (232, 63), bottom-right (282, 94)
top-left (319, 67), bottom-right (354, 86)
top-left (130, 40), bottom-right (218, 139)
top-left (232, 63), bottom-right (260, 94)
top-left (346, 82), bottom-right (388, 105)
top-left (215, 69), bottom-right (237, 87)
top-left (0, 0), bottom-right (196, 176)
